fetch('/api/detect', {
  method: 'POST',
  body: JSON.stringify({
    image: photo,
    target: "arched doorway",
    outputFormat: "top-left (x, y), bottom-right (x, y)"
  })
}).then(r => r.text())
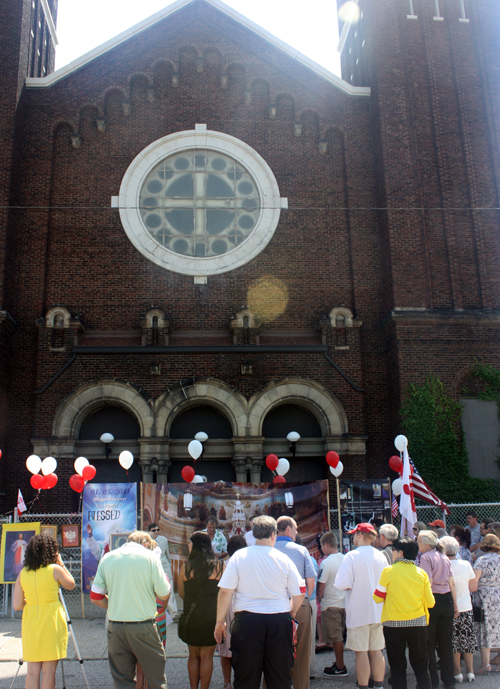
top-left (77, 406), bottom-right (141, 484)
top-left (261, 404), bottom-right (325, 482)
top-left (168, 405), bottom-right (235, 482)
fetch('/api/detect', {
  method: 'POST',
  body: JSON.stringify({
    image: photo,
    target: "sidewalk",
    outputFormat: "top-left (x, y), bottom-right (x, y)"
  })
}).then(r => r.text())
top-left (1, 617), bottom-right (499, 689)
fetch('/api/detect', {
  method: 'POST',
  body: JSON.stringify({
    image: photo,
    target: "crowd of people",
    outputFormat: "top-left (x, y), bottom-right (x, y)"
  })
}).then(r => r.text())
top-left (10, 508), bottom-right (500, 689)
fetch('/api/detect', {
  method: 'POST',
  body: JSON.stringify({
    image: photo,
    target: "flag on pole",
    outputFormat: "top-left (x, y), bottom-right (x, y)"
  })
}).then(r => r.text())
top-left (408, 457), bottom-right (450, 515)
top-left (17, 489), bottom-right (27, 513)
top-left (391, 497), bottom-right (399, 519)
top-left (399, 444), bottom-right (417, 528)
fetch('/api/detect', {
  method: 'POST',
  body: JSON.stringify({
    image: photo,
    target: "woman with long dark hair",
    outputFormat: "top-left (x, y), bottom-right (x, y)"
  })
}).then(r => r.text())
top-left (178, 530), bottom-right (223, 689)
top-left (13, 533), bottom-right (75, 689)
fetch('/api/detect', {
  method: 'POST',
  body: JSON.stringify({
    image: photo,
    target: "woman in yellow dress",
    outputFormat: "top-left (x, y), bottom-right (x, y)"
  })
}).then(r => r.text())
top-left (13, 533), bottom-right (75, 689)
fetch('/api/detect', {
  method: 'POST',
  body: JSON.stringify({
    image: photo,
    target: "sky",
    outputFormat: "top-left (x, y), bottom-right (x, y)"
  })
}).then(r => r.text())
top-left (54, 0), bottom-right (342, 77)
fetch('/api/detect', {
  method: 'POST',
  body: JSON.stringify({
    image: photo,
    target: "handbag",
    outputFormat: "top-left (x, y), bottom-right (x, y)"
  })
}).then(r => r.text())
top-left (178, 600), bottom-right (197, 641)
top-left (473, 605), bottom-right (484, 622)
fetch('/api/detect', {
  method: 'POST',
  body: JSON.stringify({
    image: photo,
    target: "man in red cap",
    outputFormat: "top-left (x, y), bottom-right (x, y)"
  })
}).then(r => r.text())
top-left (334, 524), bottom-right (388, 689)
top-left (428, 519), bottom-right (447, 539)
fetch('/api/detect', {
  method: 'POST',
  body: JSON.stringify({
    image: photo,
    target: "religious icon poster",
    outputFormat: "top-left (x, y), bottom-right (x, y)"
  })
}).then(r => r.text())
top-left (142, 481), bottom-right (329, 589)
top-left (0, 523), bottom-right (41, 584)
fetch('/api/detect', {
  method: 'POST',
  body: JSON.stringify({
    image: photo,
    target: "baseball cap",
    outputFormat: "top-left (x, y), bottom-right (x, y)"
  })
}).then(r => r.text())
top-left (428, 519), bottom-right (445, 528)
top-left (348, 523), bottom-right (377, 535)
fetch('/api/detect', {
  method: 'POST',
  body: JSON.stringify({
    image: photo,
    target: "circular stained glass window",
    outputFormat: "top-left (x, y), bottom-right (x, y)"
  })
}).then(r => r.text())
top-left (117, 128), bottom-right (282, 277)
top-left (140, 151), bottom-right (261, 258)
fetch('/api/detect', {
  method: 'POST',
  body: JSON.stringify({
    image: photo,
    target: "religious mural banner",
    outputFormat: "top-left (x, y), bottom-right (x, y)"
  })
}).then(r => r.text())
top-left (0, 523), bottom-right (40, 584)
top-left (142, 481), bottom-right (329, 589)
top-left (81, 483), bottom-right (137, 593)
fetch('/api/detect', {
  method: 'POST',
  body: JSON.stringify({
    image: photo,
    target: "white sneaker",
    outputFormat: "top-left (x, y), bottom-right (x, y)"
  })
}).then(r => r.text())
top-left (454, 674), bottom-right (463, 683)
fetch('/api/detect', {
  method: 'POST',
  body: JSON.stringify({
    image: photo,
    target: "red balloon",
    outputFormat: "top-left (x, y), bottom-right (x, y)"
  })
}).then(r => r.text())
top-left (82, 465), bottom-right (96, 481)
top-left (181, 466), bottom-right (195, 483)
top-left (326, 451), bottom-right (340, 468)
top-left (266, 454), bottom-right (279, 471)
top-left (69, 474), bottom-right (85, 493)
top-left (30, 474), bottom-right (44, 490)
top-left (273, 475), bottom-right (286, 484)
top-left (44, 473), bottom-right (58, 489)
top-left (0, 449), bottom-right (2, 458)
top-left (389, 455), bottom-right (403, 474)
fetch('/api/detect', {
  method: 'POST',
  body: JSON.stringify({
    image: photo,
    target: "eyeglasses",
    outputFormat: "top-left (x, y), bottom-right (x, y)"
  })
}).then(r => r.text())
top-left (150, 528), bottom-right (160, 532)
top-left (412, 528), bottom-right (418, 532)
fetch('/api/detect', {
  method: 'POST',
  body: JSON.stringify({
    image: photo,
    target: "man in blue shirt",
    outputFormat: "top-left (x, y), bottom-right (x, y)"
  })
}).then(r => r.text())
top-left (275, 516), bottom-right (316, 689)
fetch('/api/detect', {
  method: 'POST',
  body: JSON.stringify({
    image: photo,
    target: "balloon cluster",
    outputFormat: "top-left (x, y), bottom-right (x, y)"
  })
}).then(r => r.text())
top-left (26, 455), bottom-right (58, 490)
top-left (388, 435), bottom-right (409, 496)
top-left (326, 451), bottom-right (343, 478)
top-left (265, 454), bottom-right (290, 484)
top-left (69, 456), bottom-right (97, 493)
top-left (181, 433), bottom-right (208, 484)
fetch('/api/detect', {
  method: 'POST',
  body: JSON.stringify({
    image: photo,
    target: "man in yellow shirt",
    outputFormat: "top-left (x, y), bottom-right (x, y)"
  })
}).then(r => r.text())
top-left (373, 537), bottom-right (435, 689)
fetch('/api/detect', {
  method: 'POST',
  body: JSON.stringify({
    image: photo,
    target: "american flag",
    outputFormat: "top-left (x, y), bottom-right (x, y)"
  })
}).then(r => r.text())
top-left (409, 457), bottom-right (450, 515)
top-left (391, 497), bottom-right (399, 519)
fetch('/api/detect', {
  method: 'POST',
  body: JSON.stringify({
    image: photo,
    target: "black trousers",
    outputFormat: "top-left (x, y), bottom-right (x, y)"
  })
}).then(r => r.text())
top-left (427, 593), bottom-right (455, 689)
top-left (230, 611), bottom-right (294, 689)
top-left (383, 626), bottom-right (431, 689)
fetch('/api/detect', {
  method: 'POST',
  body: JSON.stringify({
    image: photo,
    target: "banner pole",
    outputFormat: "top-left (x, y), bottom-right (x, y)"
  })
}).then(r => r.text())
top-left (389, 477), bottom-right (393, 525)
top-left (140, 482), bottom-right (143, 530)
top-left (336, 477), bottom-right (342, 552)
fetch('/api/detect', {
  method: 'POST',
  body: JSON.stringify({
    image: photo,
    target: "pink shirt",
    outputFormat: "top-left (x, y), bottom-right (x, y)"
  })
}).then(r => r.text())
top-left (419, 550), bottom-right (452, 594)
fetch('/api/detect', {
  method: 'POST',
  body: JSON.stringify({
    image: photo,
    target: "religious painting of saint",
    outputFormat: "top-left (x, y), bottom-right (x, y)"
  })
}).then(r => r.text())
top-left (0, 523), bottom-right (41, 584)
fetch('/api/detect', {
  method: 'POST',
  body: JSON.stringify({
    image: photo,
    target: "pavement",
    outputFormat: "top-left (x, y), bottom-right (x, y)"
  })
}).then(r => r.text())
top-left (1, 612), bottom-right (500, 689)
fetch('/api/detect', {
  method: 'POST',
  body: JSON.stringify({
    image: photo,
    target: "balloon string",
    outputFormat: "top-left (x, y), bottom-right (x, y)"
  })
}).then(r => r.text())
top-left (126, 469), bottom-right (130, 483)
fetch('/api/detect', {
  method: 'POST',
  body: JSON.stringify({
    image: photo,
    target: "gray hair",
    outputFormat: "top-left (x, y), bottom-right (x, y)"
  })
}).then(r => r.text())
top-left (440, 536), bottom-right (459, 557)
top-left (418, 530), bottom-right (439, 548)
top-left (206, 516), bottom-right (218, 526)
top-left (379, 524), bottom-right (398, 542)
top-left (253, 515), bottom-right (277, 540)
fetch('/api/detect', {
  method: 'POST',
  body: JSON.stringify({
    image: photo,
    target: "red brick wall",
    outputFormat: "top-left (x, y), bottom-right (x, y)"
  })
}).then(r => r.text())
top-left (0, 0), bottom-right (498, 511)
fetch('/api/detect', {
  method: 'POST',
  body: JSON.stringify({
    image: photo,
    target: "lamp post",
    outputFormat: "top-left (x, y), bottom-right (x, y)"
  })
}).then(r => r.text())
top-left (287, 431), bottom-right (301, 459)
top-left (100, 433), bottom-right (114, 460)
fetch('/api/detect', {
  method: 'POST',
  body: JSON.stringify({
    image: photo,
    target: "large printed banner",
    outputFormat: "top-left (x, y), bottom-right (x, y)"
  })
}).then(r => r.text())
top-left (82, 483), bottom-right (137, 593)
top-left (142, 481), bottom-right (329, 590)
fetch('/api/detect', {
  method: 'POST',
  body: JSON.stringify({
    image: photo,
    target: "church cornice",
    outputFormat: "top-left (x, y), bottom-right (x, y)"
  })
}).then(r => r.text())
top-left (25, 0), bottom-right (370, 98)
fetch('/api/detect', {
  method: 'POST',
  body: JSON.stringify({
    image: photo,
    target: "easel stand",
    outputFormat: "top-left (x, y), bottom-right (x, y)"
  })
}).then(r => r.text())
top-left (59, 589), bottom-right (91, 689)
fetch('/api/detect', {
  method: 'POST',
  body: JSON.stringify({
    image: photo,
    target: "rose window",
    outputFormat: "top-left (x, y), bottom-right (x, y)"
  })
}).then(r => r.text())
top-left (139, 150), bottom-right (261, 257)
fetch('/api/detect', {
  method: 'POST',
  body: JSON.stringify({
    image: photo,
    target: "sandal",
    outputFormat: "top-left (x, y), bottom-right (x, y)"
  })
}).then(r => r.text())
top-left (477, 665), bottom-right (491, 675)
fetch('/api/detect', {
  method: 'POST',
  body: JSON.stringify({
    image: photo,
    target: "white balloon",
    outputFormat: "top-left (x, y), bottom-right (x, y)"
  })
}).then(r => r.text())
top-left (74, 456), bottom-right (89, 476)
top-left (26, 455), bottom-right (42, 475)
top-left (41, 456), bottom-right (57, 476)
top-left (195, 432), bottom-right (208, 442)
top-left (119, 451), bottom-right (134, 470)
top-left (394, 435), bottom-right (408, 452)
top-left (392, 478), bottom-right (403, 496)
top-left (188, 440), bottom-right (203, 460)
top-left (276, 458), bottom-right (290, 476)
top-left (329, 461), bottom-right (344, 478)
top-left (193, 475), bottom-right (204, 483)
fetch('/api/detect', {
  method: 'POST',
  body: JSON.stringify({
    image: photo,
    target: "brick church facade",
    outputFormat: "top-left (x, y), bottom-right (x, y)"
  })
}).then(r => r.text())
top-left (0, 0), bottom-right (498, 510)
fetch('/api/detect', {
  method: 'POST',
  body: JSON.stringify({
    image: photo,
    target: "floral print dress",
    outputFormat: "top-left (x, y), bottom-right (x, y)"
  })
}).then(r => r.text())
top-left (474, 552), bottom-right (500, 648)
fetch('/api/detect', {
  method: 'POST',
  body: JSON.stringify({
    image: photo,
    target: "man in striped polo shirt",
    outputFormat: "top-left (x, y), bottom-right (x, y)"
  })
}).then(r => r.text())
top-left (275, 516), bottom-right (317, 689)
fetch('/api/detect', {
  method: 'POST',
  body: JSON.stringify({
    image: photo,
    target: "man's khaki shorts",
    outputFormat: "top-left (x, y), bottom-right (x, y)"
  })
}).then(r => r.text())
top-left (346, 623), bottom-right (385, 652)
top-left (321, 607), bottom-right (346, 644)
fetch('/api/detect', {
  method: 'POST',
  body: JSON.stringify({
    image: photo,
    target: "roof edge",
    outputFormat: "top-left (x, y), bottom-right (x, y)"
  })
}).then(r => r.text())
top-left (25, 0), bottom-right (371, 97)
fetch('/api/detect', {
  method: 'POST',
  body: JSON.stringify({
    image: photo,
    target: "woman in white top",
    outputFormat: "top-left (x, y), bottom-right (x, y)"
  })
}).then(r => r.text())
top-left (441, 536), bottom-right (477, 683)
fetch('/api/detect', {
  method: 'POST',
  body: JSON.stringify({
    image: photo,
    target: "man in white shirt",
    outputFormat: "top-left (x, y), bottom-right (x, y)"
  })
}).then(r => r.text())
top-left (317, 531), bottom-right (347, 677)
top-left (244, 515), bottom-right (256, 546)
top-left (215, 515), bottom-right (305, 689)
top-left (334, 523), bottom-right (387, 689)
